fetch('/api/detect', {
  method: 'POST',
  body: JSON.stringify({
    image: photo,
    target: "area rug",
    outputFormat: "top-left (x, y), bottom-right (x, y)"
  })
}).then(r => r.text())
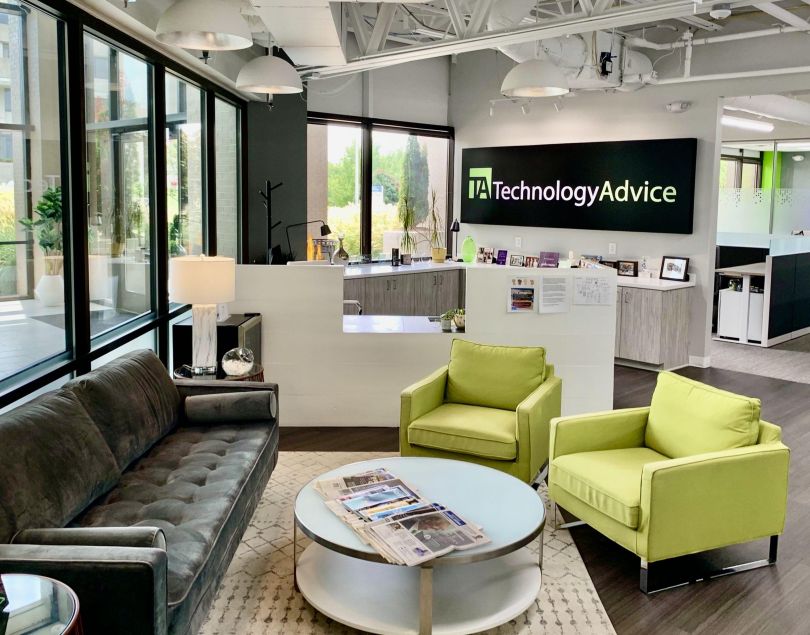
top-left (200, 452), bottom-right (615, 635)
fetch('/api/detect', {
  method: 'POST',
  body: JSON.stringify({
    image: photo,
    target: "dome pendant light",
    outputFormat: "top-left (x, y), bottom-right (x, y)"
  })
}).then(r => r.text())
top-left (501, 55), bottom-right (569, 98)
top-left (156, 0), bottom-right (253, 51)
top-left (237, 51), bottom-right (303, 95)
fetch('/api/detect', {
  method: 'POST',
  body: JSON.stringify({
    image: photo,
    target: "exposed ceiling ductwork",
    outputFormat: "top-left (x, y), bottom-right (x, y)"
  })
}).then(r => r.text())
top-left (724, 94), bottom-right (810, 126)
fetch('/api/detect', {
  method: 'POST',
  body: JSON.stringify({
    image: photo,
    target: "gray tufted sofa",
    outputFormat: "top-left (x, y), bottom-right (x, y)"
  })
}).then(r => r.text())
top-left (0, 349), bottom-right (279, 635)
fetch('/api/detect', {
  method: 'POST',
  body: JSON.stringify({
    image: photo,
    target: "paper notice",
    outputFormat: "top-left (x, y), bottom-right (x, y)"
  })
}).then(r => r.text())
top-left (573, 276), bottom-right (612, 305)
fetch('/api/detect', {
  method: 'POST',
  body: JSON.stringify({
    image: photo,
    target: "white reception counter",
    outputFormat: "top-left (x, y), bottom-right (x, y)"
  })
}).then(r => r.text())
top-left (229, 264), bottom-right (617, 427)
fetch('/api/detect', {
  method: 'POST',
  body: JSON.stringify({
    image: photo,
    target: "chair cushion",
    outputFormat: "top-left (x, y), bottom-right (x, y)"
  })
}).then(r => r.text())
top-left (408, 403), bottom-right (517, 461)
top-left (66, 350), bottom-right (181, 470)
top-left (552, 447), bottom-right (669, 529)
top-left (446, 339), bottom-right (545, 411)
top-left (646, 372), bottom-right (760, 459)
top-left (72, 423), bottom-right (275, 608)
top-left (0, 390), bottom-right (120, 543)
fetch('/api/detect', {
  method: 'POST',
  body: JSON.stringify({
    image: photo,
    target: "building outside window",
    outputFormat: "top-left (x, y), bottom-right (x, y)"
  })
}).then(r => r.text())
top-left (0, 3), bottom-right (67, 381)
top-left (85, 34), bottom-right (153, 338)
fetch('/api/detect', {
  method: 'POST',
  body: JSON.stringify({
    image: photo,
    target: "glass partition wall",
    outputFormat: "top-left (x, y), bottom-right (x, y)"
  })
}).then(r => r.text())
top-left (0, 0), bottom-right (245, 408)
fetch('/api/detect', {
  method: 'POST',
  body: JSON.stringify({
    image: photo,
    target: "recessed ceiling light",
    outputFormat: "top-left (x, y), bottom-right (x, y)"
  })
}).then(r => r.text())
top-left (792, 154), bottom-right (805, 162)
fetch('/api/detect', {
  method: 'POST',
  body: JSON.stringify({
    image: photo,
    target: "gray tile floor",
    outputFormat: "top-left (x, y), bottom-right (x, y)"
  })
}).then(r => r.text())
top-left (711, 334), bottom-right (810, 384)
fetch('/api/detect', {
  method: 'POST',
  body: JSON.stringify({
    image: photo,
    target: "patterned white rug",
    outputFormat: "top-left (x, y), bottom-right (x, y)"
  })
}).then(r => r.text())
top-left (200, 452), bottom-right (615, 635)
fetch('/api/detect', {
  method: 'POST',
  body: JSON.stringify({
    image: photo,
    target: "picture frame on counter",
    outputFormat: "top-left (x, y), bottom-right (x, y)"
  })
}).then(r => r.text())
top-left (524, 256), bottom-right (539, 268)
top-left (601, 261), bottom-right (617, 269)
top-left (510, 254), bottom-right (525, 267)
top-left (496, 249), bottom-right (508, 265)
top-left (617, 260), bottom-right (639, 277)
top-left (660, 256), bottom-right (690, 281)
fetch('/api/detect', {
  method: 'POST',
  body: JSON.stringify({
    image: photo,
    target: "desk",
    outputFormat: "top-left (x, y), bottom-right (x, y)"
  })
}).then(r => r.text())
top-left (715, 262), bottom-right (767, 345)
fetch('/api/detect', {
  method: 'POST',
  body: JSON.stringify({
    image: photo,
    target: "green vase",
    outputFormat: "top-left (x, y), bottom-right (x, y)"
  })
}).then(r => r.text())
top-left (461, 236), bottom-right (476, 263)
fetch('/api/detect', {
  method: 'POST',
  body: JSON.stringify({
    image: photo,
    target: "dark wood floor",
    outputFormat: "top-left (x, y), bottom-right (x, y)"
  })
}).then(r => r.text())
top-left (280, 365), bottom-right (810, 635)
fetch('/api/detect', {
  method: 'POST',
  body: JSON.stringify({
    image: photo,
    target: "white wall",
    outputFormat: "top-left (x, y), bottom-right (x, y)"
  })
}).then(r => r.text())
top-left (449, 47), bottom-right (810, 364)
top-left (307, 57), bottom-right (451, 125)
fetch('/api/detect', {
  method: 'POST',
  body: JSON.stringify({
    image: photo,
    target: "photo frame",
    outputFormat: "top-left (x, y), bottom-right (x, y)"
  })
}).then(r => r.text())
top-left (660, 256), bottom-right (690, 282)
top-left (509, 254), bottom-right (525, 267)
top-left (524, 256), bottom-right (539, 268)
top-left (617, 260), bottom-right (639, 277)
top-left (539, 252), bottom-right (559, 268)
top-left (483, 247), bottom-right (494, 264)
top-left (496, 249), bottom-right (508, 265)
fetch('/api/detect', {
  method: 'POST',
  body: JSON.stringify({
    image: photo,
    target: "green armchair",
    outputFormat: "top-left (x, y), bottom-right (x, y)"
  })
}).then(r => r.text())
top-left (548, 371), bottom-right (790, 593)
top-left (400, 339), bottom-right (562, 484)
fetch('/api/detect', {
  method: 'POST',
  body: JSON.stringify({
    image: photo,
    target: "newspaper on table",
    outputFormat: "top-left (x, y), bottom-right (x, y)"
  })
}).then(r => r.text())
top-left (314, 468), bottom-right (489, 566)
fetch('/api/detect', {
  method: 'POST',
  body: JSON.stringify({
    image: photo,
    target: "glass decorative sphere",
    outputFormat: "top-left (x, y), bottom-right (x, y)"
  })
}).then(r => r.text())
top-left (222, 347), bottom-right (254, 376)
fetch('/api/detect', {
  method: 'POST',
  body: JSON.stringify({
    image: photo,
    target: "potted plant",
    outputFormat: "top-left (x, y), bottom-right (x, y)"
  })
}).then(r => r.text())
top-left (399, 193), bottom-right (416, 265)
top-left (440, 309), bottom-right (455, 332)
top-left (453, 308), bottom-right (466, 332)
top-left (428, 190), bottom-right (447, 263)
top-left (20, 186), bottom-right (64, 306)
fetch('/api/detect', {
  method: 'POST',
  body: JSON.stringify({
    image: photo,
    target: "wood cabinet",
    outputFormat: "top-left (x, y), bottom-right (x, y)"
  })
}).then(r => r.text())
top-left (344, 269), bottom-right (464, 316)
top-left (615, 286), bottom-right (692, 370)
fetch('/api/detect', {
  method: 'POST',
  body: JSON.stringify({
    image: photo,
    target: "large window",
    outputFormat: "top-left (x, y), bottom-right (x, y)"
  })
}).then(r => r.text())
top-left (371, 130), bottom-right (449, 260)
top-left (307, 115), bottom-right (453, 262)
top-left (0, 0), bottom-right (246, 409)
top-left (166, 73), bottom-right (204, 258)
top-left (215, 98), bottom-right (240, 259)
top-left (85, 35), bottom-right (153, 337)
top-left (0, 4), bottom-right (67, 381)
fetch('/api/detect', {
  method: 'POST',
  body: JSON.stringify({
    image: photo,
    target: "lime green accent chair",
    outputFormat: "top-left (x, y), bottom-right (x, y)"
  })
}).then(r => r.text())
top-left (548, 371), bottom-right (790, 593)
top-left (400, 339), bottom-right (562, 483)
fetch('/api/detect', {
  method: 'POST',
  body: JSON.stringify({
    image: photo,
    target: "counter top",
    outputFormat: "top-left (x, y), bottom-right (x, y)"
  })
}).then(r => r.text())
top-left (344, 261), bottom-right (465, 278)
top-left (616, 276), bottom-right (696, 290)
top-left (715, 262), bottom-right (767, 277)
top-left (343, 315), bottom-right (448, 334)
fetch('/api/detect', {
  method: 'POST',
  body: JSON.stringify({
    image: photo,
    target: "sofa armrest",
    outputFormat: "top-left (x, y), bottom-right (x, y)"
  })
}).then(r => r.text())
top-left (0, 543), bottom-right (168, 635)
top-left (175, 380), bottom-right (278, 425)
top-left (13, 527), bottom-right (166, 550)
top-left (183, 391), bottom-right (276, 425)
top-left (516, 375), bottom-right (562, 477)
top-left (549, 407), bottom-right (649, 461)
top-left (640, 442), bottom-right (790, 562)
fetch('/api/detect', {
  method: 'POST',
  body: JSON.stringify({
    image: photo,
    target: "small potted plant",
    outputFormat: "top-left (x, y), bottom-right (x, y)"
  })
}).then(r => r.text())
top-left (19, 186), bottom-right (63, 306)
top-left (428, 190), bottom-right (446, 263)
top-left (440, 309), bottom-right (455, 332)
top-left (453, 308), bottom-right (466, 332)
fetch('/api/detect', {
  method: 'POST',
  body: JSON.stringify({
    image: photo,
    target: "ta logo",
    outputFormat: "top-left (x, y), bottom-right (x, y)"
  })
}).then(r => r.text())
top-left (468, 168), bottom-right (492, 200)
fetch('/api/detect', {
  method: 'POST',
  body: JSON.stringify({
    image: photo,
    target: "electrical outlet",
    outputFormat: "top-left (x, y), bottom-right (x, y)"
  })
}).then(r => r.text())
top-left (608, 242), bottom-right (617, 255)
top-left (515, 236), bottom-right (522, 249)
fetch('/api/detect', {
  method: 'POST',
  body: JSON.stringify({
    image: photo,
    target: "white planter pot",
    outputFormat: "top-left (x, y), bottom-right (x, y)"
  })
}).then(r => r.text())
top-left (35, 274), bottom-right (64, 307)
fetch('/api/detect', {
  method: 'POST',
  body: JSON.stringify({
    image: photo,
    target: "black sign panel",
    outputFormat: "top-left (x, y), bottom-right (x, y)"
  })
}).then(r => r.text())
top-left (461, 138), bottom-right (697, 234)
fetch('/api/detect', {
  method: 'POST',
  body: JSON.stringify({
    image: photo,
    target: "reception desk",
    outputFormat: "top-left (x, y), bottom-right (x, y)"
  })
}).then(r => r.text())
top-left (229, 264), bottom-right (617, 426)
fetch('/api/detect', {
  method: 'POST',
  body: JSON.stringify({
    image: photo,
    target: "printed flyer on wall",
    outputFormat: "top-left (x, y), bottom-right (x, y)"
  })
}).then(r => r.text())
top-left (508, 277), bottom-right (537, 312)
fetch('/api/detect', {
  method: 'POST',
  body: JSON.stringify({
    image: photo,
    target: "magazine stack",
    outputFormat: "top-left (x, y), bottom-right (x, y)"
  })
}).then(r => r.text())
top-left (314, 468), bottom-right (490, 566)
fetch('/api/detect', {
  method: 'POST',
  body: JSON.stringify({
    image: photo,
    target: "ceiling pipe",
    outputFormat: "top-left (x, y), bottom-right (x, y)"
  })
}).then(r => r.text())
top-left (627, 24), bottom-right (801, 50)
top-left (305, 0), bottom-right (761, 78)
top-left (655, 64), bottom-right (810, 84)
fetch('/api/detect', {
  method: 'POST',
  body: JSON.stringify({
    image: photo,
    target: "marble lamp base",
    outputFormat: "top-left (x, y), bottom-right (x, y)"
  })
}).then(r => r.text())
top-left (191, 303), bottom-right (218, 375)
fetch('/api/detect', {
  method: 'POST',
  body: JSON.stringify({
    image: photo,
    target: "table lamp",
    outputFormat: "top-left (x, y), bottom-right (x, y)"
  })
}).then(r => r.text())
top-left (450, 219), bottom-right (461, 261)
top-left (169, 255), bottom-right (236, 375)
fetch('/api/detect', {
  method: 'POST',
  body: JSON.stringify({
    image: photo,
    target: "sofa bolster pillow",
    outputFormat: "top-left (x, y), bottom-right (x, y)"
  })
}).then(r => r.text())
top-left (14, 527), bottom-right (166, 550)
top-left (184, 390), bottom-right (277, 424)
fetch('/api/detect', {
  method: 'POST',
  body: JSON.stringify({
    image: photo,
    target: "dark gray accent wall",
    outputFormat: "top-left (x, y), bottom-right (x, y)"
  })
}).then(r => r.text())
top-left (246, 94), bottom-right (307, 264)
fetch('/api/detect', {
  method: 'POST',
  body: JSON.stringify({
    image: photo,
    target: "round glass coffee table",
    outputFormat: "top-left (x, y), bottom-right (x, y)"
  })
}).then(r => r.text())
top-left (0, 573), bottom-right (82, 634)
top-left (294, 457), bottom-right (545, 635)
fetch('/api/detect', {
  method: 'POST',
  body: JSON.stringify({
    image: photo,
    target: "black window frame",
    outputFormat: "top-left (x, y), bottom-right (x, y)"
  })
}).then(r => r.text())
top-left (0, 0), bottom-right (248, 409)
top-left (720, 153), bottom-right (762, 189)
top-left (308, 112), bottom-right (454, 260)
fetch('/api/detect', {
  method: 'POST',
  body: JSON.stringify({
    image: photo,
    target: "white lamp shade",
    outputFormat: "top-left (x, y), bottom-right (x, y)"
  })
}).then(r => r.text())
top-left (236, 55), bottom-right (303, 94)
top-left (501, 59), bottom-right (569, 98)
top-left (170, 256), bottom-right (236, 305)
top-left (156, 0), bottom-right (253, 51)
